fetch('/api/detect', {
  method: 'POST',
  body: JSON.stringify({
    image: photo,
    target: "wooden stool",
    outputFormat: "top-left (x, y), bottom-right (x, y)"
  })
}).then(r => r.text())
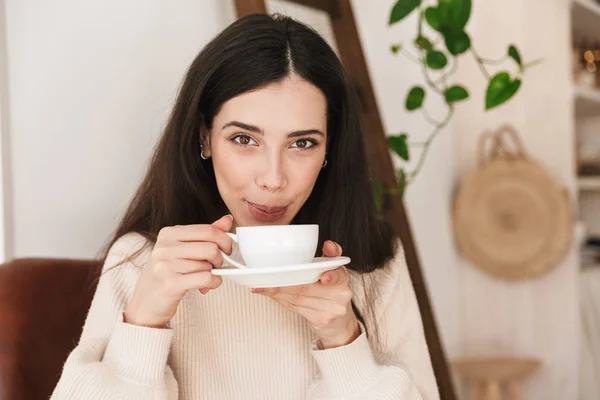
top-left (451, 357), bottom-right (541, 400)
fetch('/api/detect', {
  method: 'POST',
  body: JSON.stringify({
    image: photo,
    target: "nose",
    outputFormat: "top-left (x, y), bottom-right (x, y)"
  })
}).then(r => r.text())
top-left (256, 152), bottom-right (288, 193)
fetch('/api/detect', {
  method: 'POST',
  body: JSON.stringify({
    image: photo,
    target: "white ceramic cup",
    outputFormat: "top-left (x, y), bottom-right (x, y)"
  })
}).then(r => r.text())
top-left (221, 224), bottom-right (319, 269)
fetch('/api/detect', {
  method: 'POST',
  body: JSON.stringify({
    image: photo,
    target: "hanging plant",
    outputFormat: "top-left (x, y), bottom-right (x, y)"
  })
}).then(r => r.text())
top-left (375, 0), bottom-right (541, 208)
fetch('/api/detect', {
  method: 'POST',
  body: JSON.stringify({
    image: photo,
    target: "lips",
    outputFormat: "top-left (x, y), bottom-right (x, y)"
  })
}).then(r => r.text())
top-left (247, 201), bottom-right (288, 222)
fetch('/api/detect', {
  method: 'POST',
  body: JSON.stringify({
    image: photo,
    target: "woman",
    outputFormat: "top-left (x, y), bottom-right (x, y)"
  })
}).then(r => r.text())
top-left (51, 13), bottom-right (438, 400)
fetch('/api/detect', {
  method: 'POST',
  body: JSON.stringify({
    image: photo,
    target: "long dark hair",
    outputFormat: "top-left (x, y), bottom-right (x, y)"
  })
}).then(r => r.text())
top-left (103, 13), bottom-right (397, 341)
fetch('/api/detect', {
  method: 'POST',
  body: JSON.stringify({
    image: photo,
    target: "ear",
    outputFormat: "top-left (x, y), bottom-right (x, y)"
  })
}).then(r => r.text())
top-left (200, 126), bottom-right (212, 157)
top-left (203, 141), bottom-right (212, 158)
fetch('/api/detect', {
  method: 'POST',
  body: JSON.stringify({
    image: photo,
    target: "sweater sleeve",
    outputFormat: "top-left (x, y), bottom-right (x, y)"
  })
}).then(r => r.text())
top-left (307, 241), bottom-right (440, 400)
top-left (50, 233), bottom-right (179, 400)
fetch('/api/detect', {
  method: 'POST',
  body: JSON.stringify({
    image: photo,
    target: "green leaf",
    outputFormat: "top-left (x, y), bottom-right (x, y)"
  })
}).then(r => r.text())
top-left (508, 44), bottom-right (522, 65)
top-left (426, 51), bottom-right (448, 69)
top-left (425, 7), bottom-right (442, 31)
top-left (406, 86), bottom-right (426, 111)
top-left (372, 179), bottom-right (385, 213)
top-left (437, 1), bottom-right (452, 27)
top-left (445, 85), bottom-right (469, 103)
top-left (440, 0), bottom-right (471, 29)
top-left (443, 29), bottom-right (470, 55)
top-left (390, 43), bottom-right (403, 54)
top-left (389, 0), bottom-right (421, 25)
top-left (414, 35), bottom-right (434, 51)
top-left (485, 72), bottom-right (521, 110)
top-left (426, 1), bottom-right (471, 32)
top-left (388, 134), bottom-right (410, 161)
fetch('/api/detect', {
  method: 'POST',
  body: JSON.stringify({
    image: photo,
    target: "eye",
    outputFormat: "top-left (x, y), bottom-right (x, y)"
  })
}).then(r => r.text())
top-left (290, 138), bottom-right (318, 149)
top-left (232, 134), bottom-right (257, 146)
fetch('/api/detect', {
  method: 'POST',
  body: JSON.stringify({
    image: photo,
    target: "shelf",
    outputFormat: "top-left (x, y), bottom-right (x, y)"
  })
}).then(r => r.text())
top-left (572, 0), bottom-right (600, 41)
top-left (579, 176), bottom-right (600, 190)
top-left (575, 85), bottom-right (600, 117)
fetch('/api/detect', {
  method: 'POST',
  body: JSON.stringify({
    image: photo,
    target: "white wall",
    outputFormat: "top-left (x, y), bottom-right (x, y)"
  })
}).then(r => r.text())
top-left (4, 0), bottom-right (235, 258)
top-left (453, 0), bottom-right (580, 399)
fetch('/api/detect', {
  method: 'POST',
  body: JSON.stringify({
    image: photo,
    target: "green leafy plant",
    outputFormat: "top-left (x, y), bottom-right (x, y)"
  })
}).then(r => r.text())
top-left (377, 0), bottom-right (540, 207)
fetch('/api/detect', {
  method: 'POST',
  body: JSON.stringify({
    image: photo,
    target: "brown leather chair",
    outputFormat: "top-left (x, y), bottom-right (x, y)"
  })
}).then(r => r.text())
top-left (0, 258), bottom-right (102, 400)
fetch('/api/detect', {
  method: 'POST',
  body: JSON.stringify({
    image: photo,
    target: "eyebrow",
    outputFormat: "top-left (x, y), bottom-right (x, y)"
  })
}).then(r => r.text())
top-left (221, 121), bottom-right (325, 138)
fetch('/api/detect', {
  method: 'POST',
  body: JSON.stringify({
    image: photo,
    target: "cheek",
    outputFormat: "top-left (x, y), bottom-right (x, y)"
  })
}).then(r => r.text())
top-left (290, 158), bottom-right (323, 197)
top-left (212, 154), bottom-right (251, 195)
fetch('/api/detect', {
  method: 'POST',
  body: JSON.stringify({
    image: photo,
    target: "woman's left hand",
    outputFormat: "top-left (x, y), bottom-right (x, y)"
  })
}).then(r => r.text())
top-left (251, 240), bottom-right (360, 349)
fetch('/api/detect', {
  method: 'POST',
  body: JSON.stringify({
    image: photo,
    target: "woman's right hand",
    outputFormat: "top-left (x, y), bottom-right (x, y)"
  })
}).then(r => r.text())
top-left (124, 215), bottom-right (234, 328)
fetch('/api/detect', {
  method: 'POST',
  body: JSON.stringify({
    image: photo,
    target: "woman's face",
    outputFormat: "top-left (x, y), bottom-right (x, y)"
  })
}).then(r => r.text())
top-left (205, 75), bottom-right (327, 228)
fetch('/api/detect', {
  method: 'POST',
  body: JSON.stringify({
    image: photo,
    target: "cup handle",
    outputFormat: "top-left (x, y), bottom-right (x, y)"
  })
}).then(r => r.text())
top-left (221, 232), bottom-right (247, 269)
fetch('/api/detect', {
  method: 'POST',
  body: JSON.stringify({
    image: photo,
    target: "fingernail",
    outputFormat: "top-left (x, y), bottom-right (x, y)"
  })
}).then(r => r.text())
top-left (336, 243), bottom-right (342, 252)
top-left (225, 214), bottom-right (234, 221)
top-left (252, 288), bottom-right (264, 294)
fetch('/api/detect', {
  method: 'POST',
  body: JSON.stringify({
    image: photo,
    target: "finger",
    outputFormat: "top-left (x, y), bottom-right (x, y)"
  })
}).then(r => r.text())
top-left (254, 285), bottom-right (308, 298)
top-left (320, 271), bottom-right (335, 285)
top-left (321, 265), bottom-right (350, 286)
top-left (157, 241), bottom-right (224, 268)
top-left (212, 214), bottom-right (234, 232)
top-left (252, 286), bottom-right (281, 297)
top-left (176, 271), bottom-right (222, 292)
top-left (270, 291), bottom-right (345, 313)
top-left (273, 298), bottom-right (333, 325)
top-left (321, 240), bottom-right (342, 258)
top-left (158, 215), bottom-right (233, 241)
top-left (157, 216), bottom-right (234, 254)
top-left (169, 259), bottom-right (213, 274)
top-left (255, 282), bottom-right (351, 303)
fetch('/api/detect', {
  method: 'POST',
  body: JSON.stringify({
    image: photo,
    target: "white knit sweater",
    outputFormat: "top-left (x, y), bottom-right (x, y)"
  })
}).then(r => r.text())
top-left (50, 233), bottom-right (439, 400)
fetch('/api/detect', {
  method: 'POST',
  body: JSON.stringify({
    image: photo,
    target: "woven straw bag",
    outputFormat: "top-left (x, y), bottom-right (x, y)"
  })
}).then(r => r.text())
top-left (452, 124), bottom-right (573, 280)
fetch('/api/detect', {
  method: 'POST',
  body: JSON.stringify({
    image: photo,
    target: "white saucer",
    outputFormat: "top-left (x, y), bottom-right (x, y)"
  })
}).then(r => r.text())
top-left (211, 256), bottom-right (351, 288)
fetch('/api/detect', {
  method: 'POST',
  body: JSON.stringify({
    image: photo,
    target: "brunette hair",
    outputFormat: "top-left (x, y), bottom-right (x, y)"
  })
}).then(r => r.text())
top-left (103, 13), bottom-right (397, 343)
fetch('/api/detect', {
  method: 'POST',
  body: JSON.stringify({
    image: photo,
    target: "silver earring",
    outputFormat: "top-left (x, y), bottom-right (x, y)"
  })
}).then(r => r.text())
top-left (200, 144), bottom-right (209, 160)
top-left (322, 158), bottom-right (328, 168)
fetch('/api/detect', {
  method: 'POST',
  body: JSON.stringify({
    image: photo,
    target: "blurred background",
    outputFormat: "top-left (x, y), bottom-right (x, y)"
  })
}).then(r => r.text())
top-left (0, 0), bottom-right (599, 399)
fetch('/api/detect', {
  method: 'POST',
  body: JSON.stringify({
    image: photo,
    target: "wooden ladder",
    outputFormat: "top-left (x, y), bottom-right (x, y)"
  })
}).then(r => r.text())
top-left (234, 1), bottom-right (456, 398)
